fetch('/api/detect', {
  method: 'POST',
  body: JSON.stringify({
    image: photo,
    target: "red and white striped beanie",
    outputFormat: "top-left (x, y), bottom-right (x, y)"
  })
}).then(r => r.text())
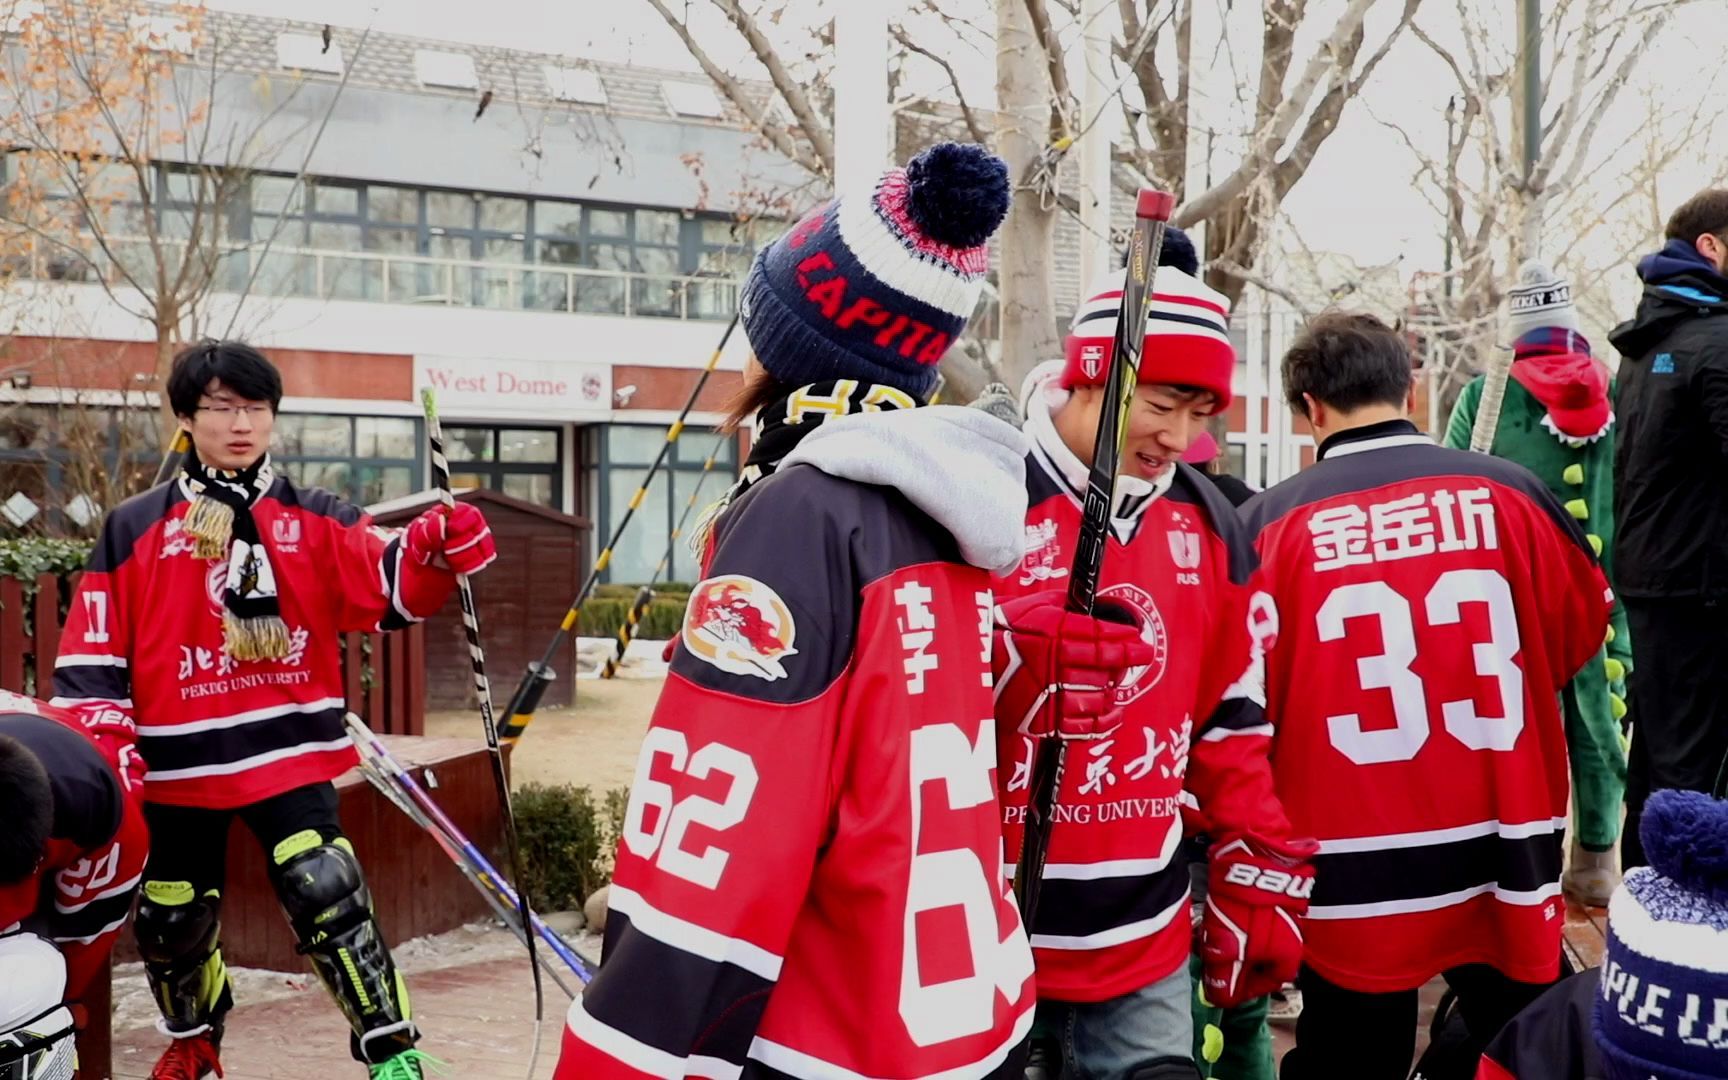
top-left (1060, 266), bottom-right (1235, 410)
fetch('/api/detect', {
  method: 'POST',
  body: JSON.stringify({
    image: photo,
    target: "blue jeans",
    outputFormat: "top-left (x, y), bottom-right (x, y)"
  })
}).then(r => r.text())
top-left (1035, 965), bottom-right (1195, 1079)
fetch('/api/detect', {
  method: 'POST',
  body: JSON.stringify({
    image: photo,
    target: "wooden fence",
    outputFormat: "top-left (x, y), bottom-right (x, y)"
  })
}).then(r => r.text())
top-left (0, 572), bottom-right (427, 733)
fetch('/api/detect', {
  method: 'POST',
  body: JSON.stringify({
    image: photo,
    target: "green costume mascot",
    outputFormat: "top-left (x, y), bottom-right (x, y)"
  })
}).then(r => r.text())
top-left (1443, 259), bottom-right (1631, 906)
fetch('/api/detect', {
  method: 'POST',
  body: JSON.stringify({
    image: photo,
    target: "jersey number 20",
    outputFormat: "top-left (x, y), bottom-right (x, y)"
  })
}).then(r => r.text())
top-left (1317, 569), bottom-right (1523, 765)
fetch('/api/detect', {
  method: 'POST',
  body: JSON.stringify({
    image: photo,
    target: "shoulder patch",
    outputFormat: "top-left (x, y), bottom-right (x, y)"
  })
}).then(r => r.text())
top-left (682, 575), bottom-right (800, 682)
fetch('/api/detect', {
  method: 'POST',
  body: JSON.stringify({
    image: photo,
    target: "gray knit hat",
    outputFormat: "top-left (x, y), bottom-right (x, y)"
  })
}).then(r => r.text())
top-left (1507, 259), bottom-right (1581, 341)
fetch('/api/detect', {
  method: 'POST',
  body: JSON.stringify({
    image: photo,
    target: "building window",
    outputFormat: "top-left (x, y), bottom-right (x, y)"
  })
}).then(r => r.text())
top-left (442, 425), bottom-right (562, 509)
top-left (0, 406), bottom-right (160, 535)
top-left (589, 423), bottom-right (736, 585)
top-left (273, 413), bottom-right (420, 507)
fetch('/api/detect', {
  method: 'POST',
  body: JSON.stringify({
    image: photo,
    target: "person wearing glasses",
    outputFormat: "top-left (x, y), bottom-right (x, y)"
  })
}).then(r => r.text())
top-left (54, 341), bottom-right (495, 1080)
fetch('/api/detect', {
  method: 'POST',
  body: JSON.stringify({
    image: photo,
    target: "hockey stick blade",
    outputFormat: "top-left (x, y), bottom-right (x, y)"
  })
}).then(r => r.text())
top-left (1013, 188), bottom-right (1175, 933)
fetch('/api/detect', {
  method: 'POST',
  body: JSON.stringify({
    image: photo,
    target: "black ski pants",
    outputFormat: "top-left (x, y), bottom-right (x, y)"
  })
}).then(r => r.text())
top-left (1622, 597), bottom-right (1728, 867)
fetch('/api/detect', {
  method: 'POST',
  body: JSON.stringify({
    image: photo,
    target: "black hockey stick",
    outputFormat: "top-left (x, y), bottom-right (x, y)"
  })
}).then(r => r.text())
top-left (1012, 188), bottom-right (1175, 930)
top-left (499, 312), bottom-right (739, 741)
top-left (421, 387), bottom-right (545, 1075)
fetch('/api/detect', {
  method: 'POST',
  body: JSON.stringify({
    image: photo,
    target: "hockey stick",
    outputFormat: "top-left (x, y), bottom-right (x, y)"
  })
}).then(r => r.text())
top-left (420, 388), bottom-right (546, 1073)
top-left (601, 429), bottom-right (733, 679)
top-left (151, 428), bottom-right (191, 488)
top-left (1468, 341), bottom-right (1514, 453)
top-left (1012, 188), bottom-right (1175, 930)
top-left (345, 714), bottom-right (593, 987)
top-left (500, 313), bottom-right (739, 740)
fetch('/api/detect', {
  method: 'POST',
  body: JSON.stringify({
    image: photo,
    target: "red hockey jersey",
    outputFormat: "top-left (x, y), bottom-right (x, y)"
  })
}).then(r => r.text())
top-left (53, 469), bottom-right (452, 809)
top-left (557, 462), bottom-right (1035, 1079)
top-left (1242, 420), bottom-right (1611, 992)
top-left (994, 408), bottom-right (1292, 1003)
top-left (0, 691), bottom-right (147, 1003)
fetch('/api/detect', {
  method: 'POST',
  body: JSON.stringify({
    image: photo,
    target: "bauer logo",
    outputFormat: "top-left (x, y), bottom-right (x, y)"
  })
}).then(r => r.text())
top-left (1081, 343), bottom-right (1106, 380)
top-left (683, 575), bottom-right (799, 681)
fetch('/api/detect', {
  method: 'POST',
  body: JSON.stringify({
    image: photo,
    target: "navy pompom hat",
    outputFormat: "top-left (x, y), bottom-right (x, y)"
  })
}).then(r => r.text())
top-left (739, 142), bottom-right (1011, 401)
top-left (1592, 789), bottom-right (1728, 1080)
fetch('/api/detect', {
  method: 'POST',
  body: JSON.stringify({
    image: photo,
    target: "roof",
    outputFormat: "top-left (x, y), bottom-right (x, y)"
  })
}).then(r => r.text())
top-left (366, 486), bottom-right (592, 529)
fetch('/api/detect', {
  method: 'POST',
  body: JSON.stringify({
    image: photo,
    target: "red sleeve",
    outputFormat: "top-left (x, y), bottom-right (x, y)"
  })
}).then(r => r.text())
top-left (1186, 568), bottom-right (1294, 844)
top-left (1530, 501), bottom-right (1612, 685)
top-left (556, 485), bottom-right (848, 1077)
top-left (48, 783), bottom-right (147, 1003)
top-left (309, 501), bottom-right (454, 633)
top-left (53, 517), bottom-right (138, 742)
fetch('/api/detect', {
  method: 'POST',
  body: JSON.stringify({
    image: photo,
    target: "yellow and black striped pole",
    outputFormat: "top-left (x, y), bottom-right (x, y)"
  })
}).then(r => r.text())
top-left (599, 430), bottom-right (731, 679)
top-left (151, 428), bottom-right (192, 487)
top-left (498, 313), bottom-right (739, 742)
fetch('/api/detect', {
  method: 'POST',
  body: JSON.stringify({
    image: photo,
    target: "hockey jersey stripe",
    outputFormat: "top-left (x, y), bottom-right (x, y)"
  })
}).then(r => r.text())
top-left (1310, 828), bottom-right (1563, 914)
top-left (50, 890), bottom-right (136, 943)
top-left (1307, 881), bottom-right (1564, 921)
top-left (607, 883), bottom-right (784, 981)
top-left (1008, 817), bottom-right (1184, 881)
top-left (1029, 860), bottom-right (1189, 948)
top-left (567, 995), bottom-right (744, 1079)
top-left (139, 706), bottom-right (346, 773)
top-left (143, 735), bottom-right (353, 781)
top-left (53, 871), bottom-right (143, 914)
top-left (140, 697), bottom-right (347, 738)
top-left (52, 910), bottom-right (130, 946)
top-left (55, 654), bottom-right (128, 669)
top-left (747, 1010), bottom-right (1034, 1080)
top-left (583, 906), bottom-right (771, 1070)
top-left (1202, 696), bottom-right (1268, 733)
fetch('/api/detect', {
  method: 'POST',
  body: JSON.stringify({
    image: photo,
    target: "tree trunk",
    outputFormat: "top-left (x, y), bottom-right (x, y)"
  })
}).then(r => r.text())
top-left (155, 297), bottom-right (179, 431)
top-left (994, 0), bottom-right (1060, 390)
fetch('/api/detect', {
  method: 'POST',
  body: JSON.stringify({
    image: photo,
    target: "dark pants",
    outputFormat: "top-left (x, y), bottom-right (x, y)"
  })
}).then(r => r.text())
top-left (1622, 597), bottom-right (1728, 867)
top-left (143, 782), bottom-right (344, 895)
top-left (1278, 963), bottom-right (1562, 1080)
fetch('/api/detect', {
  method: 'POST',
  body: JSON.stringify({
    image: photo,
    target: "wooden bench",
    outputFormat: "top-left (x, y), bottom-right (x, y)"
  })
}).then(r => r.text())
top-left (79, 735), bottom-right (506, 1078)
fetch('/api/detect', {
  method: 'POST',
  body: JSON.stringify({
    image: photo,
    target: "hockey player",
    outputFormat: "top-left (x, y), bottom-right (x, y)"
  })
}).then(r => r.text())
top-left (54, 341), bottom-right (496, 1080)
top-left (0, 690), bottom-right (146, 1012)
top-left (554, 143), bottom-right (1150, 1079)
top-left (1241, 313), bottom-right (1613, 1079)
top-left (1443, 260), bottom-right (1629, 906)
top-left (998, 266), bottom-right (1314, 1079)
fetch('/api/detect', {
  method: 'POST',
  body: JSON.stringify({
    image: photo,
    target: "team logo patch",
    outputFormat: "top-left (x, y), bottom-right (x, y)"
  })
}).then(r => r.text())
top-left (1168, 510), bottom-right (1203, 571)
top-left (683, 575), bottom-right (799, 681)
top-left (1080, 343), bottom-right (1106, 380)
top-left (272, 517), bottom-right (301, 546)
top-left (1098, 582), bottom-right (1169, 703)
top-left (206, 560), bottom-right (229, 616)
top-left (1018, 519), bottom-right (1069, 586)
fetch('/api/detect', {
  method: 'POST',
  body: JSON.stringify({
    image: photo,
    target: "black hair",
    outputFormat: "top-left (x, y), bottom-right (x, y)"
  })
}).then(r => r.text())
top-left (1666, 188), bottom-right (1728, 245)
top-left (1282, 311), bottom-right (1413, 418)
top-left (0, 734), bottom-right (52, 886)
top-left (166, 340), bottom-right (283, 419)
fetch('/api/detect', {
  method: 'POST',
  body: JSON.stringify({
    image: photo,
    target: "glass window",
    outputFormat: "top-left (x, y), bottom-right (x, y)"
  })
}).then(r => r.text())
top-left (356, 465), bottom-right (413, 505)
top-left (607, 425), bottom-right (666, 463)
top-left (426, 191), bottom-right (473, 229)
top-left (288, 459), bottom-right (351, 493)
top-left (636, 209), bottom-right (681, 246)
top-left (588, 208), bottom-right (628, 237)
top-left (251, 175), bottom-right (304, 215)
top-left (364, 227), bottom-right (418, 301)
top-left (310, 221), bottom-right (362, 251)
top-left (368, 185), bottom-right (418, 224)
top-left (0, 406), bottom-right (53, 450)
top-left (605, 467), bottom-right (668, 582)
top-left (444, 427), bottom-right (494, 462)
top-left (535, 200), bottom-right (581, 238)
top-left (311, 183), bottom-right (360, 217)
top-left (449, 470), bottom-right (491, 492)
top-left (502, 473), bottom-right (552, 505)
top-left (700, 217), bottom-right (741, 245)
top-left (479, 195), bottom-right (527, 233)
top-left (357, 417), bottom-right (416, 458)
top-left (274, 414), bottom-right (352, 456)
top-left (499, 428), bottom-right (558, 463)
top-left (163, 169), bottom-right (204, 205)
top-left (537, 238), bottom-right (581, 265)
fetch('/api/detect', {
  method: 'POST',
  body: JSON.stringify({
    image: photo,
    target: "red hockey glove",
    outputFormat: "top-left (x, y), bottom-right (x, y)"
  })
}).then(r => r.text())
top-left (1200, 834), bottom-right (1319, 1008)
top-left (993, 592), bottom-right (1156, 740)
top-left (405, 502), bottom-right (497, 575)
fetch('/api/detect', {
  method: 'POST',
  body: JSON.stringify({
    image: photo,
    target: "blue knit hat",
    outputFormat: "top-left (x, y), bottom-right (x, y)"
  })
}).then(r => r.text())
top-left (1593, 789), bottom-right (1728, 1080)
top-left (739, 142), bottom-right (1011, 401)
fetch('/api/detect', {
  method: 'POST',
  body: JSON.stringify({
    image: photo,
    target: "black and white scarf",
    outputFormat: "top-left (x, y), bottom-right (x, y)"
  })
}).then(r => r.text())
top-left (181, 452), bottom-right (290, 661)
top-left (691, 379), bottom-right (916, 560)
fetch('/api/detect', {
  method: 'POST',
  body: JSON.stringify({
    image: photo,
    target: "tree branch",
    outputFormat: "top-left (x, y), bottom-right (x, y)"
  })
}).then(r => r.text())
top-left (1022, 0), bottom-right (1073, 137)
top-left (890, 24), bottom-right (988, 145)
top-left (711, 0), bottom-right (835, 174)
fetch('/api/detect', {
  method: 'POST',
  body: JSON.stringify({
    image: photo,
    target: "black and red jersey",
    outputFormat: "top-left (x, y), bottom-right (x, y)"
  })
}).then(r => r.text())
top-left (993, 405), bottom-right (1293, 1003)
top-left (557, 461), bottom-right (1035, 1079)
top-left (53, 470), bottom-right (453, 809)
top-left (0, 692), bottom-right (147, 1002)
top-left (1243, 420), bottom-right (1611, 992)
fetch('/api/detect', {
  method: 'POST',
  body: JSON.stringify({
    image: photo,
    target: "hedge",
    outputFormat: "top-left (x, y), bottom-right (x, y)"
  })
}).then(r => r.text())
top-left (578, 583), bottom-right (691, 640)
top-left (513, 782), bottom-right (631, 911)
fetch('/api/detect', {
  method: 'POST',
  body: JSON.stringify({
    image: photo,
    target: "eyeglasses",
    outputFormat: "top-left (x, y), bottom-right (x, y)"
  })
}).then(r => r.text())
top-left (197, 404), bottom-right (274, 418)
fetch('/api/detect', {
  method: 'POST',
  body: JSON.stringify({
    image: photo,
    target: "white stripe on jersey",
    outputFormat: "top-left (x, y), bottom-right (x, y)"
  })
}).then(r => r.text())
top-left (140, 697), bottom-right (347, 738)
top-left (55, 654), bottom-right (128, 668)
top-left (607, 883), bottom-right (785, 982)
top-left (55, 871), bottom-right (143, 914)
top-left (1005, 815), bottom-right (1182, 882)
top-left (748, 1002), bottom-right (1035, 1080)
top-left (51, 913), bottom-right (129, 946)
top-left (1307, 881), bottom-right (1562, 921)
top-left (1320, 433), bottom-right (1434, 459)
top-left (49, 696), bottom-right (133, 710)
top-left (1200, 723), bottom-right (1274, 741)
top-left (1029, 886), bottom-right (1188, 950)
top-left (1316, 816), bottom-right (1569, 855)
top-left (565, 996), bottom-right (744, 1079)
top-left (145, 737), bottom-right (354, 781)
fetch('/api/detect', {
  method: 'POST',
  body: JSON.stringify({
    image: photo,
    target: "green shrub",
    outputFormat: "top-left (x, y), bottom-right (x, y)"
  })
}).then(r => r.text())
top-left (513, 782), bottom-right (632, 911)
top-left (577, 591), bottom-right (689, 640)
top-left (0, 537), bottom-right (92, 583)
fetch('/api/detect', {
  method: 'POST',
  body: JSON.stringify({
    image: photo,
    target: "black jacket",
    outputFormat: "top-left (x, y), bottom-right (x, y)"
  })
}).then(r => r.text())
top-left (1609, 250), bottom-right (1728, 598)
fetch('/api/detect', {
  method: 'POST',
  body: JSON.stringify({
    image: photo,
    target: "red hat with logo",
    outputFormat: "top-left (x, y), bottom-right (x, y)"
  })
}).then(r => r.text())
top-left (1061, 267), bottom-right (1235, 410)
